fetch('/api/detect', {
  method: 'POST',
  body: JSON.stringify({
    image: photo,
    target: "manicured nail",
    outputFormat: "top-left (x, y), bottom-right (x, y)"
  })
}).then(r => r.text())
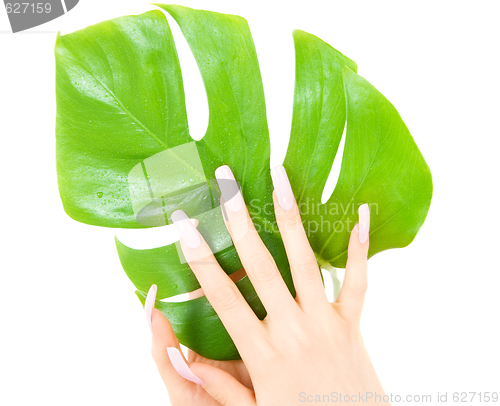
top-left (166, 347), bottom-right (205, 385)
top-left (172, 210), bottom-right (201, 249)
top-left (145, 284), bottom-right (157, 336)
top-left (215, 165), bottom-right (243, 212)
top-left (358, 204), bottom-right (370, 244)
top-left (271, 165), bottom-right (295, 211)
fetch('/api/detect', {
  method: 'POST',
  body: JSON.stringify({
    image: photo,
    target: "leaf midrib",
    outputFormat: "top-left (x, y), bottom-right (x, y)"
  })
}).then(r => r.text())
top-left (296, 41), bottom-right (324, 206)
top-left (201, 18), bottom-right (255, 192)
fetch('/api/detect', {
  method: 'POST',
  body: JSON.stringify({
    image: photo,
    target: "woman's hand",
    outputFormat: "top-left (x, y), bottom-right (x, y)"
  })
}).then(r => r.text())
top-left (147, 302), bottom-right (251, 406)
top-left (145, 164), bottom-right (388, 405)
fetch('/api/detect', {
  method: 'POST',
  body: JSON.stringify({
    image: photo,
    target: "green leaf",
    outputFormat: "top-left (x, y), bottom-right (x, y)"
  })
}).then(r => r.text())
top-left (136, 291), bottom-right (240, 360)
top-left (55, 10), bottom-right (190, 227)
top-left (324, 67), bottom-right (432, 266)
top-left (285, 30), bottom-right (357, 207)
top-left (284, 32), bottom-right (432, 267)
top-left (154, 5), bottom-right (291, 278)
top-left (56, 6), bottom-right (294, 360)
top-left (55, 5), bottom-right (432, 360)
top-left (135, 271), bottom-right (267, 361)
top-left (116, 237), bottom-right (243, 300)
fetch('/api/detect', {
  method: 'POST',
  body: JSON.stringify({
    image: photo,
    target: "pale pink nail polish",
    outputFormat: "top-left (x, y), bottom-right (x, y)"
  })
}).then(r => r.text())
top-left (172, 210), bottom-right (201, 249)
top-left (358, 204), bottom-right (370, 244)
top-left (215, 165), bottom-right (243, 212)
top-left (145, 284), bottom-right (157, 335)
top-left (166, 347), bottom-right (205, 385)
top-left (271, 165), bottom-right (295, 211)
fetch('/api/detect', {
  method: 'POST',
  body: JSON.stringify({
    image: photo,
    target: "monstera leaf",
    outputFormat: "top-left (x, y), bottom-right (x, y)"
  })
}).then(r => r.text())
top-left (55, 5), bottom-right (432, 360)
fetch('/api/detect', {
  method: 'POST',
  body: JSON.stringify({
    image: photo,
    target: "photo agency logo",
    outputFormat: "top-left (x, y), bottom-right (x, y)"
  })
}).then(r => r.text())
top-left (3, 0), bottom-right (78, 33)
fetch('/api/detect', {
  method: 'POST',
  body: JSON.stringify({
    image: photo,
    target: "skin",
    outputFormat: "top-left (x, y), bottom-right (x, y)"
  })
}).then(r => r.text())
top-left (150, 191), bottom-right (389, 405)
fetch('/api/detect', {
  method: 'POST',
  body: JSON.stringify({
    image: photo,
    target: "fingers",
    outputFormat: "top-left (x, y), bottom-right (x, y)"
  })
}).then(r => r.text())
top-left (147, 289), bottom-right (255, 406)
top-left (215, 165), bottom-right (297, 320)
top-left (171, 209), bottom-right (266, 355)
top-left (271, 165), bottom-right (329, 313)
top-left (190, 362), bottom-right (256, 406)
top-left (335, 204), bottom-right (370, 324)
top-left (150, 308), bottom-right (201, 394)
top-left (146, 286), bottom-right (202, 392)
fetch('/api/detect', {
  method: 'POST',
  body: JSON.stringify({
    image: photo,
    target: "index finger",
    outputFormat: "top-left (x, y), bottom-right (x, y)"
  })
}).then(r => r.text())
top-left (215, 165), bottom-right (298, 321)
top-left (171, 209), bottom-right (267, 356)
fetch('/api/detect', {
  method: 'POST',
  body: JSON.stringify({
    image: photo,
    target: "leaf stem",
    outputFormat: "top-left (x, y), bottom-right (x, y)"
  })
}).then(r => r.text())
top-left (318, 260), bottom-right (341, 302)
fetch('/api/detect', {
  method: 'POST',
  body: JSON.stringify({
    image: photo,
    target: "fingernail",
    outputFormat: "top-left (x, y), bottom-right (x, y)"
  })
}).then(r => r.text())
top-left (145, 284), bottom-right (157, 336)
top-left (215, 165), bottom-right (243, 212)
top-left (172, 210), bottom-right (201, 249)
top-left (271, 165), bottom-right (294, 211)
top-left (358, 204), bottom-right (370, 244)
top-left (166, 347), bottom-right (205, 385)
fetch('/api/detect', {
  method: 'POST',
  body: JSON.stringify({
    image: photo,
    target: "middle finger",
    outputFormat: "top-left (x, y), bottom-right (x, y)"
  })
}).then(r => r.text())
top-left (215, 165), bottom-right (297, 320)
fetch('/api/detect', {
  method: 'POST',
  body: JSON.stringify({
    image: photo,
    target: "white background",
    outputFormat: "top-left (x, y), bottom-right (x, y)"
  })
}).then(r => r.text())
top-left (1, 0), bottom-right (499, 405)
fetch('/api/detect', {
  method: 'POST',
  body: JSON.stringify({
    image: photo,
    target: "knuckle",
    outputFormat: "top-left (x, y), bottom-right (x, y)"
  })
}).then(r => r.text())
top-left (213, 389), bottom-right (228, 405)
top-left (243, 337), bottom-right (276, 373)
top-left (251, 256), bottom-right (279, 284)
top-left (282, 212), bottom-right (303, 232)
top-left (293, 257), bottom-right (320, 281)
top-left (257, 343), bottom-right (283, 367)
top-left (288, 318), bottom-right (314, 345)
top-left (209, 388), bottom-right (228, 405)
top-left (283, 331), bottom-right (309, 353)
top-left (357, 279), bottom-right (368, 294)
top-left (348, 279), bottom-right (368, 299)
top-left (229, 215), bottom-right (251, 241)
top-left (187, 250), bottom-right (216, 269)
top-left (210, 284), bottom-right (240, 312)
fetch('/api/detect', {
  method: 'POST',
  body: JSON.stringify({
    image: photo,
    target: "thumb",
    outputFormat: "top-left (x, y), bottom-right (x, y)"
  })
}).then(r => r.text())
top-left (190, 362), bottom-right (256, 406)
